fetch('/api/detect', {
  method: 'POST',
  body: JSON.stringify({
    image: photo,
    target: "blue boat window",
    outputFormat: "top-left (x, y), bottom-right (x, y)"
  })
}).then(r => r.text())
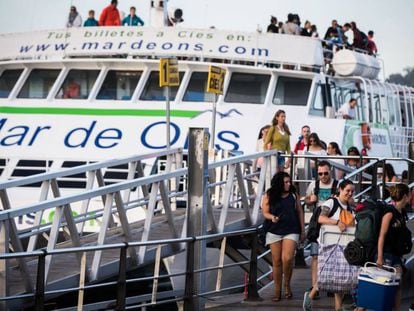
top-left (58, 70), bottom-right (100, 99)
top-left (225, 73), bottom-right (269, 104)
top-left (140, 71), bottom-right (184, 101)
top-left (0, 69), bottom-right (23, 98)
top-left (97, 70), bottom-right (142, 100)
top-left (273, 76), bottom-right (311, 106)
top-left (183, 72), bottom-right (214, 102)
top-left (17, 69), bottom-right (60, 99)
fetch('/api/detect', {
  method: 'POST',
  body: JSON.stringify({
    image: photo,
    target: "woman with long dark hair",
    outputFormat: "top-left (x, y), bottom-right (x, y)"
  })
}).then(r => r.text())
top-left (264, 110), bottom-right (292, 172)
top-left (327, 141), bottom-right (344, 179)
top-left (262, 172), bottom-right (305, 302)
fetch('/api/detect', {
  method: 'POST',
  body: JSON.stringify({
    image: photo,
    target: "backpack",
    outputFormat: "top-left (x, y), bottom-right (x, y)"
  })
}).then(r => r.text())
top-left (344, 198), bottom-right (388, 265)
top-left (391, 209), bottom-right (412, 256)
top-left (306, 196), bottom-right (341, 243)
top-left (360, 31), bottom-right (369, 48)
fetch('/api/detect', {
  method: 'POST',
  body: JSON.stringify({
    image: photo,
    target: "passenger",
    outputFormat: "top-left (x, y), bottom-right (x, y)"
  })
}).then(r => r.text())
top-left (327, 142), bottom-right (344, 179)
top-left (84, 10), bottom-right (99, 27)
top-left (304, 180), bottom-right (356, 311)
top-left (345, 146), bottom-right (360, 181)
top-left (267, 16), bottom-right (279, 33)
top-left (294, 125), bottom-right (311, 195)
top-left (304, 161), bottom-right (339, 306)
top-left (357, 183), bottom-right (411, 311)
top-left (366, 30), bottom-right (378, 55)
top-left (278, 21), bottom-right (284, 30)
top-left (306, 132), bottom-right (327, 178)
top-left (261, 172), bottom-right (304, 302)
top-left (337, 98), bottom-right (358, 119)
top-left (281, 13), bottom-right (300, 35)
top-left (63, 79), bottom-right (81, 99)
top-left (66, 6), bottom-right (82, 28)
top-left (99, 0), bottom-right (121, 26)
top-left (311, 25), bottom-right (319, 38)
top-left (301, 21), bottom-right (312, 36)
top-left (122, 6), bottom-right (145, 26)
top-left (384, 163), bottom-right (398, 183)
top-left (323, 20), bottom-right (340, 41)
top-left (264, 110), bottom-right (292, 172)
top-left (341, 23), bottom-right (353, 47)
top-left (350, 21), bottom-right (365, 50)
top-left (253, 125), bottom-right (271, 172)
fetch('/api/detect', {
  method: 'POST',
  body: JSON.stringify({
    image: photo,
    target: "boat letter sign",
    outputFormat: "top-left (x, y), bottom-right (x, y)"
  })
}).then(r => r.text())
top-left (207, 66), bottom-right (226, 94)
top-left (159, 58), bottom-right (179, 87)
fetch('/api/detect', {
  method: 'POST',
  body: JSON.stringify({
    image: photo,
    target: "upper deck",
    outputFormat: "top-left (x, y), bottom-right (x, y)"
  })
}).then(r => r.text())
top-left (0, 27), bottom-right (325, 70)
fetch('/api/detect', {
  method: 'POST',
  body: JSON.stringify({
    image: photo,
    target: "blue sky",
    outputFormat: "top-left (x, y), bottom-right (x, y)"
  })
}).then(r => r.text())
top-left (0, 0), bottom-right (412, 77)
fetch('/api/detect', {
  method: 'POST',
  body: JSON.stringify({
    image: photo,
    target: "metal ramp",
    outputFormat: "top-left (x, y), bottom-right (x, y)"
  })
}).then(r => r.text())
top-left (0, 136), bottom-right (279, 310)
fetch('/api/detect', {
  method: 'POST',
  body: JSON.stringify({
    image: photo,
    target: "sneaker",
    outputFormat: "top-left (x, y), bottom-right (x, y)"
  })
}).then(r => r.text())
top-left (303, 291), bottom-right (312, 311)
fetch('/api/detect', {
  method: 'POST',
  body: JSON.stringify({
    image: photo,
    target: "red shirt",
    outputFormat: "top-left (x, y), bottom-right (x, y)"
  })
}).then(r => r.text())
top-left (99, 5), bottom-right (121, 26)
top-left (294, 139), bottom-right (307, 154)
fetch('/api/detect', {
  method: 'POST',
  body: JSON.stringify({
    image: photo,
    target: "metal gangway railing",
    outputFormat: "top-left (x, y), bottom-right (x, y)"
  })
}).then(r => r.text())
top-left (1, 140), bottom-right (414, 310)
top-left (0, 134), bottom-right (285, 310)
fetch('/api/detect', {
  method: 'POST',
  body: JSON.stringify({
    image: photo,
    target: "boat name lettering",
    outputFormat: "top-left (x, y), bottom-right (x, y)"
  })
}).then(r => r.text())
top-left (0, 118), bottom-right (240, 151)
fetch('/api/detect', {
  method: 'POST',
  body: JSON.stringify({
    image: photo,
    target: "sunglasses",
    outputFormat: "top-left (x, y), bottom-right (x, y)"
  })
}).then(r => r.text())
top-left (318, 172), bottom-right (329, 176)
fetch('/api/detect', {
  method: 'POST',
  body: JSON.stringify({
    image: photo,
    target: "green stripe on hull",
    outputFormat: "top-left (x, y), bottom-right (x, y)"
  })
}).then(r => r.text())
top-left (0, 106), bottom-right (200, 118)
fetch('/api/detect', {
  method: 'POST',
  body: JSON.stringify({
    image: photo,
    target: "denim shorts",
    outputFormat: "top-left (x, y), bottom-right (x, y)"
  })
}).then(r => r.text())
top-left (277, 152), bottom-right (285, 167)
top-left (310, 242), bottom-right (319, 256)
top-left (266, 232), bottom-right (299, 246)
top-left (376, 252), bottom-right (403, 268)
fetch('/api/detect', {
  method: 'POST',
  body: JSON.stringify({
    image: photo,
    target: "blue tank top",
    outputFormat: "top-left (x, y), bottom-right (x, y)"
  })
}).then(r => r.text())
top-left (268, 193), bottom-right (301, 235)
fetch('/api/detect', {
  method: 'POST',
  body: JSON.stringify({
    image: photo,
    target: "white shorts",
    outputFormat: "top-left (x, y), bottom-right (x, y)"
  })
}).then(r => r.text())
top-left (266, 232), bottom-right (299, 246)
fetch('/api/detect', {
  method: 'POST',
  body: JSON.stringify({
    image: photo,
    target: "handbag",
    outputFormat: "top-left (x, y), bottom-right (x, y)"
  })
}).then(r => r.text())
top-left (318, 244), bottom-right (359, 293)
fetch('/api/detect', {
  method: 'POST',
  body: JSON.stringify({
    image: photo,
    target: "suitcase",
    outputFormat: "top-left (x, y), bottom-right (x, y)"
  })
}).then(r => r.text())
top-left (357, 262), bottom-right (399, 311)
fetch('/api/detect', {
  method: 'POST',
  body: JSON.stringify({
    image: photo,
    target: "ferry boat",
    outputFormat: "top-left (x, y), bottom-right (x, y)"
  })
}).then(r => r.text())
top-left (1, 6), bottom-right (413, 207)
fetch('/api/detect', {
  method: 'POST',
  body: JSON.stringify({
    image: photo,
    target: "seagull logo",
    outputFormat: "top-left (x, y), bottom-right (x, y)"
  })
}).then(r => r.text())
top-left (192, 108), bottom-right (243, 119)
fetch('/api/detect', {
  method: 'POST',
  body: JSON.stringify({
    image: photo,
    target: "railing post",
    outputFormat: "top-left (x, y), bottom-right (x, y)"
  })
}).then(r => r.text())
top-left (115, 243), bottom-right (128, 311)
top-left (370, 161), bottom-right (379, 199)
top-left (184, 128), bottom-right (208, 311)
top-left (35, 250), bottom-right (46, 311)
top-left (0, 220), bottom-right (9, 311)
top-left (409, 142), bottom-right (414, 184)
top-left (245, 233), bottom-right (261, 301)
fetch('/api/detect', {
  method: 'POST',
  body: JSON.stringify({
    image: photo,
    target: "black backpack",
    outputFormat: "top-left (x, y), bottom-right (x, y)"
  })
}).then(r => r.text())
top-left (306, 197), bottom-right (341, 243)
top-left (360, 31), bottom-right (369, 48)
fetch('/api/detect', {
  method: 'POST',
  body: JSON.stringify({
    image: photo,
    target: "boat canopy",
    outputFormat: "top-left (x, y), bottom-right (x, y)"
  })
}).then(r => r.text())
top-left (0, 27), bottom-right (325, 68)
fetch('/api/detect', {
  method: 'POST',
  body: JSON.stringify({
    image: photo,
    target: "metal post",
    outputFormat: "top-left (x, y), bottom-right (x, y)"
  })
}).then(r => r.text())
top-left (115, 243), bottom-right (127, 311)
top-left (408, 142), bottom-right (414, 184)
top-left (35, 250), bottom-right (46, 311)
top-left (0, 221), bottom-right (9, 311)
top-left (184, 128), bottom-right (208, 311)
top-left (166, 86), bottom-right (171, 149)
top-left (371, 161), bottom-right (379, 199)
top-left (245, 233), bottom-right (261, 301)
top-left (210, 94), bottom-right (218, 150)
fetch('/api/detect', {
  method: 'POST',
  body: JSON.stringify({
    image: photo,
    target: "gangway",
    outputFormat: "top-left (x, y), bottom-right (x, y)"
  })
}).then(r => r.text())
top-left (0, 139), bottom-right (280, 310)
top-left (0, 141), bottom-right (413, 310)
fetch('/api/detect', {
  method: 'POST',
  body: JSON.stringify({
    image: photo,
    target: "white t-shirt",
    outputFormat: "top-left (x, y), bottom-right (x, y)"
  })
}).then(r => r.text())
top-left (337, 102), bottom-right (355, 119)
top-left (320, 197), bottom-right (348, 221)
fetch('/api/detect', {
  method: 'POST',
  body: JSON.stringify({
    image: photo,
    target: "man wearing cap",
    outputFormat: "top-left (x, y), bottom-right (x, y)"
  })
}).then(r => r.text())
top-left (267, 16), bottom-right (279, 33)
top-left (337, 98), bottom-right (358, 119)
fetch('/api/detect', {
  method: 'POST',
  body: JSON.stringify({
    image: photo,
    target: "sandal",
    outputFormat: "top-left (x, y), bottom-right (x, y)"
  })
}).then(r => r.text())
top-left (272, 290), bottom-right (281, 302)
top-left (285, 287), bottom-right (293, 299)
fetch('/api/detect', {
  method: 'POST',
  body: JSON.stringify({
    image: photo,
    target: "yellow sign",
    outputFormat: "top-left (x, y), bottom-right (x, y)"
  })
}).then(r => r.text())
top-left (159, 58), bottom-right (179, 87)
top-left (207, 66), bottom-right (226, 94)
